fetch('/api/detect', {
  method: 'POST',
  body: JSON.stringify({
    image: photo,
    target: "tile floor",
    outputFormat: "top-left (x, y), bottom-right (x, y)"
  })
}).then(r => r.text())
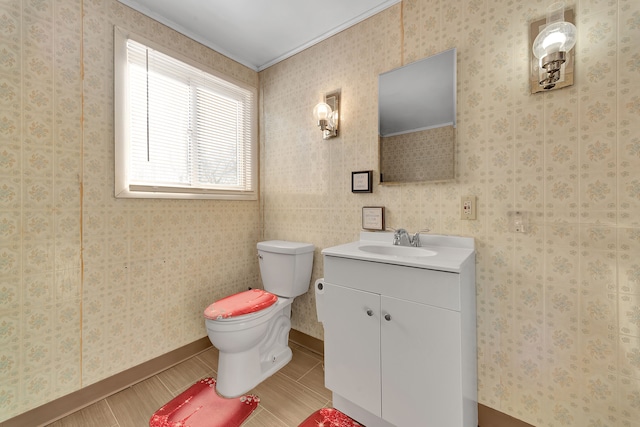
top-left (47, 344), bottom-right (330, 427)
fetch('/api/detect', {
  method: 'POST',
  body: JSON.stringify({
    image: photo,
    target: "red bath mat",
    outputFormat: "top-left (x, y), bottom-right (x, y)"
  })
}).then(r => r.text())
top-left (298, 408), bottom-right (362, 427)
top-left (149, 377), bottom-right (259, 427)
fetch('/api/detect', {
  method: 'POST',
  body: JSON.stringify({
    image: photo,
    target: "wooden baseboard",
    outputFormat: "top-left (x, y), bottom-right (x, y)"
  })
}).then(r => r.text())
top-left (289, 328), bottom-right (324, 356)
top-left (1, 337), bottom-right (212, 427)
top-left (478, 404), bottom-right (535, 427)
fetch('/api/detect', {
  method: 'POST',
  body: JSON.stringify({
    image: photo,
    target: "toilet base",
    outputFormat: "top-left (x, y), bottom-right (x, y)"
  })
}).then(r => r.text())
top-left (214, 306), bottom-right (294, 397)
top-left (216, 343), bottom-right (292, 397)
top-left (260, 345), bottom-right (292, 379)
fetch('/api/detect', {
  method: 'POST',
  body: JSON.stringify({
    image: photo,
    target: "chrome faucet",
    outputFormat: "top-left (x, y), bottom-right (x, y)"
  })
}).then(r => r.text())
top-left (392, 228), bottom-right (430, 247)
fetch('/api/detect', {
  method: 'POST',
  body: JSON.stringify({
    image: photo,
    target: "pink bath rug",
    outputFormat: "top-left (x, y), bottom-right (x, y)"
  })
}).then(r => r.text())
top-left (298, 408), bottom-right (362, 427)
top-left (149, 377), bottom-right (259, 427)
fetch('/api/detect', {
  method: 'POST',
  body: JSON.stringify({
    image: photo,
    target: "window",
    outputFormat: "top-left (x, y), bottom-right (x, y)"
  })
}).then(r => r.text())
top-left (114, 27), bottom-right (257, 200)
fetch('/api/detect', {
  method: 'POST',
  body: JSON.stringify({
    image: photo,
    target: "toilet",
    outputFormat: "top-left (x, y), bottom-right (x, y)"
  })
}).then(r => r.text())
top-left (204, 240), bottom-right (314, 397)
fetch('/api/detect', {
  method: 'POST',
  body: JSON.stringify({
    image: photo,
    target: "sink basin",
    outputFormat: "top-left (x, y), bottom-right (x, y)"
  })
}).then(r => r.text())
top-left (359, 244), bottom-right (437, 258)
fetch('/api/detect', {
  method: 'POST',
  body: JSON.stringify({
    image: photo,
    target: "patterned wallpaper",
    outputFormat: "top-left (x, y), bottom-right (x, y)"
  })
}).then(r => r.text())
top-left (0, 0), bottom-right (260, 421)
top-left (380, 125), bottom-right (455, 182)
top-left (1, 0), bottom-right (639, 425)
top-left (260, 0), bottom-right (640, 426)
top-left (0, 0), bottom-right (84, 418)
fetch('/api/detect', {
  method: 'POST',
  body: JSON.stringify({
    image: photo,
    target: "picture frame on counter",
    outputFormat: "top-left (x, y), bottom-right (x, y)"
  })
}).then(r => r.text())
top-left (362, 206), bottom-right (385, 231)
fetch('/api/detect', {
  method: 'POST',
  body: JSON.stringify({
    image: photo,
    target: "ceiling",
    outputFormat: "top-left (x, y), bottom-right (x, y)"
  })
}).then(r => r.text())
top-left (118, 0), bottom-right (401, 71)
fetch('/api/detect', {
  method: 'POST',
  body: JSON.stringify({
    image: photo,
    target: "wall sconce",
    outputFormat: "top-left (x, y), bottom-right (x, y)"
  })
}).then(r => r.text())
top-left (313, 90), bottom-right (340, 139)
top-left (530, 2), bottom-right (576, 93)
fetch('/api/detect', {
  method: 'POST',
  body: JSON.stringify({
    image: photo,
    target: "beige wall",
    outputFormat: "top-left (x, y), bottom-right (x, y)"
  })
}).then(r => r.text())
top-left (260, 1), bottom-right (640, 426)
top-left (2, 0), bottom-right (639, 425)
top-left (0, 0), bottom-right (260, 421)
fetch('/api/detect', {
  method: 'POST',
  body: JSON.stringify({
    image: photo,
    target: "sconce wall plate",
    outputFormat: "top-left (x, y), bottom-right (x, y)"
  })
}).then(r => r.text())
top-left (530, 7), bottom-right (575, 93)
top-left (314, 89), bottom-right (340, 139)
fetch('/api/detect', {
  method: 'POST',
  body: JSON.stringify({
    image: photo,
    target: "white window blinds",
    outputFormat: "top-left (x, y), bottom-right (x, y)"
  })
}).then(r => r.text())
top-left (115, 29), bottom-right (257, 200)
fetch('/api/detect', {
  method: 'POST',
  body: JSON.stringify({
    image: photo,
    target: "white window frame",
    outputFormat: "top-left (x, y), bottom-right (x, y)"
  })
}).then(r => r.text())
top-left (114, 26), bottom-right (258, 200)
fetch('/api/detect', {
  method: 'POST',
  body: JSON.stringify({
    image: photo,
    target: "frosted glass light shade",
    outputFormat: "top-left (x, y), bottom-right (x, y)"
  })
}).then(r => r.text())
top-left (532, 21), bottom-right (576, 59)
top-left (313, 102), bottom-right (332, 121)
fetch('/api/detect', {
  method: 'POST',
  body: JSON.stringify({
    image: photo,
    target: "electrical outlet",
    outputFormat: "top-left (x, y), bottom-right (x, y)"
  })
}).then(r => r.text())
top-left (508, 211), bottom-right (528, 233)
top-left (514, 215), bottom-right (525, 233)
top-left (460, 195), bottom-right (477, 220)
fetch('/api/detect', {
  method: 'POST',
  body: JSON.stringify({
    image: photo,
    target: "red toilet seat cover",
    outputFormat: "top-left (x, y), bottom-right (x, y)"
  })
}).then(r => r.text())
top-left (204, 289), bottom-right (278, 320)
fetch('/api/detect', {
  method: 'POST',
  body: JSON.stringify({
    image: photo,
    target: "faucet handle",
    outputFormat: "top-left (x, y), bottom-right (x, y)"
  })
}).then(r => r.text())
top-left (411, 229), bottom-right (430, 247)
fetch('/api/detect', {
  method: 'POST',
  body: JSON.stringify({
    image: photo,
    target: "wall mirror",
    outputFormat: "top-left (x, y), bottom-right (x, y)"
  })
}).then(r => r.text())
top-left (378, 48), bottom-right (456, 184)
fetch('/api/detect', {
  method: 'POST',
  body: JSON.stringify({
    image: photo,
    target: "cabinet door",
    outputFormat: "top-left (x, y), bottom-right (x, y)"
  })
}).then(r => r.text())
top-left (323, 282), bottom-right (381, 417)
top-left (381, 296), bottom-right (463, 427)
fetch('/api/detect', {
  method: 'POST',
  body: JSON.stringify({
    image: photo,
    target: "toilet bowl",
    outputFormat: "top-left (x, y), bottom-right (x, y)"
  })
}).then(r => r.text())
top-left (204, 240), bottom-right (314, 397)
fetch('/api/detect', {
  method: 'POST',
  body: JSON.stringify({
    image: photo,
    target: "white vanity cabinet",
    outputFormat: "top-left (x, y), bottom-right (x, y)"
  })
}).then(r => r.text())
top-left (323, 281), bottom-right (463, 426)
top-left (318, 233), bottom-right (476, 427)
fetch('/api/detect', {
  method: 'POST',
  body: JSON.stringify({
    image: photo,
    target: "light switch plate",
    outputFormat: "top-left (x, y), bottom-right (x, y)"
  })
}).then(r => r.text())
top-left (461, 195), bottom-right (477, 220)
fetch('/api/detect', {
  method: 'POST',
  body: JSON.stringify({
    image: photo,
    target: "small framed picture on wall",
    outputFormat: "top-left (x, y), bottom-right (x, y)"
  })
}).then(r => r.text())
top-left (362, 206), bottom-right (385, 231)
top-left (352, 170), bottom-right (372, 193)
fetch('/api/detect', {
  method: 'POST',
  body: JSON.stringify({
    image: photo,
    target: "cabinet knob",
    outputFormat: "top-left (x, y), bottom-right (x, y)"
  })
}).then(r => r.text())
top-left (384, 314), bottom-right (391, 321)
top-left (366, 309), bottom-right (373, 316)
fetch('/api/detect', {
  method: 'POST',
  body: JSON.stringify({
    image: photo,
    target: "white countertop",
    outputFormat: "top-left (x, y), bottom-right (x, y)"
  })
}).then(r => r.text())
top-left (321, 231), bottom-right (475, 273)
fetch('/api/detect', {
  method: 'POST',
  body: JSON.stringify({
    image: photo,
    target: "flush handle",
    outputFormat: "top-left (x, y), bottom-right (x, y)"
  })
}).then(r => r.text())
top-left (384, 314), bottom-right (391, 321)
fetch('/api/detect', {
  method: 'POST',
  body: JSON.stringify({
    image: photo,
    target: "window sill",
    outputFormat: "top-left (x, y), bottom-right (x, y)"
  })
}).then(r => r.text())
top-left (115, 186), bottom-right (257, 201)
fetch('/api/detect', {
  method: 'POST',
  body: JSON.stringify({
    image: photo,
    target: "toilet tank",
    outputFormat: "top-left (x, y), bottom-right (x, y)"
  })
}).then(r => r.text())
top-left (257, 240), bottom-right (314, 298)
